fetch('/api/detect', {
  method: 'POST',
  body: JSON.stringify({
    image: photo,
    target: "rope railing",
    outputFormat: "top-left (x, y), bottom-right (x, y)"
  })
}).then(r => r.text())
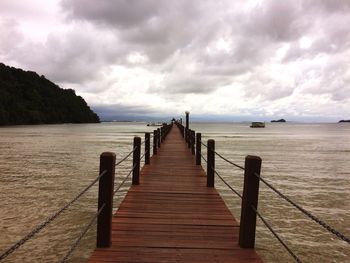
top-left (251, 205), bottom-right (303, 263)
top-left (192, 128), bottom-right (350, 262)
top-left (177, 125), bottom-right (307, 262)
top-left (214, 151), bottom-right (244, 170)
top-left (201, 147), bottom-right (304, 262)
top-left (0, 126), bottom-right (173, 261)
top-left (140, 151), bottom-right (146, 161)
top-left (213, 169), bottom-right (242, 199)
top-left (202, 146), bottom-right (349, 262)
top-left (254, 172), bottom-right (350, 244)
top-left (115, 147), bottom-right (136, 166)
top-left (59, 203), bottom-right (106, 263)
top-left (114, 164), bottom-right (137, 195)
top-left (0, 169), bottom-right (107, 261)
top-left (177, 121), bottom-right (350, 262)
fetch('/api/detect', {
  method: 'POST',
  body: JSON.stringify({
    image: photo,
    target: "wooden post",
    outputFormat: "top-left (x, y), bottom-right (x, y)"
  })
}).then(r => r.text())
top-left (145, 132), bottom-right (150, 165)
top-left (239, 155), bottom-right (262, 248)
top-left (97, 152), bottom-right (116, 248)
top-left (187, 129), bottom-right (191, 149)
top-left (157, 128), bottom-right (160, 148)
top-left (153, 130), bottom-right (157, 155)
top-left (207, 139), bottom-right (215, 187)
top-left (132, 137), bottom-right (141, 185)
top-left (196, 133), bottom-right (201, 165)
top-left (185, 111), bottom-right (189, 130)
top-left (191, 130), bottom-right (195, 155)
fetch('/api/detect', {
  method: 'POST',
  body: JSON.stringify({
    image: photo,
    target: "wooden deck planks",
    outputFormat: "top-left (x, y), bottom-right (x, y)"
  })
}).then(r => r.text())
top-left (88, 126), bottom-right (263, 263)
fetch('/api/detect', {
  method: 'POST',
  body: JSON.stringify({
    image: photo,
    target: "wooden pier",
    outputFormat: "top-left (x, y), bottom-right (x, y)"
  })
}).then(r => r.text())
top-left (89, 125), bottom-right (263, 262)
top-left (1, 116), bottom-right (348, 262)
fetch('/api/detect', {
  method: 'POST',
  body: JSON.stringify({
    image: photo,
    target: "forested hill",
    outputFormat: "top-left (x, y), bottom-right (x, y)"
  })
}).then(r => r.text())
top-left (0, 63), bottom-right (100, 125)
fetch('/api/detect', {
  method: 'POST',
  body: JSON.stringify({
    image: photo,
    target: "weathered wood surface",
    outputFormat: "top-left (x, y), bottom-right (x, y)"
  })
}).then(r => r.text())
top-left (89, 126), bottom-right (263, 262)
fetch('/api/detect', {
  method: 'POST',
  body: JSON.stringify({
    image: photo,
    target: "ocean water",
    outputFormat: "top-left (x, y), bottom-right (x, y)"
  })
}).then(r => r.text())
top-left (0, 122), bottom-right (349, 262)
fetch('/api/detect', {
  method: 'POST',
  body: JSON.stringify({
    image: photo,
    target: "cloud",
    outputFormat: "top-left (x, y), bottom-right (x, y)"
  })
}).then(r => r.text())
top-left (244, 0), bottom-right (306, 42)
top-left (92, 103), bottom-right (159, 121)
top-left (61, 0), bottom-right (162, 29)
top-left (1, 0), bottom-right (350, 120)
top-left (0, 18), bottom-right (23, 57)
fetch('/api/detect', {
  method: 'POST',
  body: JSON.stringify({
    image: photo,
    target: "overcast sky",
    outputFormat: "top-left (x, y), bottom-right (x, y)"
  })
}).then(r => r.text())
top-left (1, 0), bottom-right (350, 121)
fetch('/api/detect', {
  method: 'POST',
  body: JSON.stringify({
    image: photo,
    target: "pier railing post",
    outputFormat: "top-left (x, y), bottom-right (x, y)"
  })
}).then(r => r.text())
top-left (132, 137), bottom-right (141, 185)
top-left (157, 128), bottom-right (161, 148)
top-left (207, 139), bottom-right (215, 187)
top-left (145, 132), bottom-right (150, 164)
top-left (239, 155), bottom-right (262, 248)
top-left (185, 111), bottom-right (189, 130)
top-left (153, 130), bottom-right (157, 155)
top-left (187, 129), bottom-right (191, 149)
top-left (97, 152), bottom-right (116, 248)
top-left (196, 133), bottom-right (201, 165)
top-left (191, 130), bottom-right (195, 155)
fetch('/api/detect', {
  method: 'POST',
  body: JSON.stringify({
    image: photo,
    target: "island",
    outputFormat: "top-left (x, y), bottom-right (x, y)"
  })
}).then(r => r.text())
top-left (0, 63), bottom-right (100, 125)
top-left (271, 119), bottom-right (286, 123)
top-left (338, 120), bottom-right (350, 123)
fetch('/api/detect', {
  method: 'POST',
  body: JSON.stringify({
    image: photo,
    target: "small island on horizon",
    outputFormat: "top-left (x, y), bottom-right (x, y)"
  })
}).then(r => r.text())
top-left (0, 63), bottom-right (100, 126)
top-left (338, 120), bottom-right (350, 123)
top-left (271, 119), bottom-right (286, 123)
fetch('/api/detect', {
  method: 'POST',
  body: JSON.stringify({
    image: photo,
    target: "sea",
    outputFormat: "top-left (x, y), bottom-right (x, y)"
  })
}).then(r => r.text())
top-left (0, 122), bottom-right (349, 263)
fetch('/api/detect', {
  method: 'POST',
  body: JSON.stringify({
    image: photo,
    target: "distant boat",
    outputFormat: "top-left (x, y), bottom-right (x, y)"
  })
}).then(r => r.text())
top-left (250, 122), bottom-right (265, 128)
top-left (147, 122), bottom-right (163, 127)
top-left (271, 119), bottom-right (286, 123)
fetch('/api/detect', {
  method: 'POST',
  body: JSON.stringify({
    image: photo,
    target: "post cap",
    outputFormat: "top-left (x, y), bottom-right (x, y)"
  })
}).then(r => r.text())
top-left (245, 155), bottom-right (262, 161)
top-left (100, 152), bottom-right (116, 157)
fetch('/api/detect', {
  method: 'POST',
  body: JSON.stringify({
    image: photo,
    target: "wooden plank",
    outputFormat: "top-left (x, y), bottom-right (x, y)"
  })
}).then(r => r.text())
top-left (88, 126), bottom-right (263, 262)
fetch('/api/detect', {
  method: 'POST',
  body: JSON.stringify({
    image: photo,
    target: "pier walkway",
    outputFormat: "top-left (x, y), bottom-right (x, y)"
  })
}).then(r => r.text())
top-left (88, 126), bottom-right (263, 262)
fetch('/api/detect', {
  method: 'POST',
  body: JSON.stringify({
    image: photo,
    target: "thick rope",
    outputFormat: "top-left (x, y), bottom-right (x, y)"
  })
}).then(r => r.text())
top-left (114, 164), bottom-right (136, 195)
top-left (255, 172), bottom-right (350, 244)
top-left (213, 169), bottom-right (242, 199)
top-left (115, 147), bottom-right (136, 166)
top-left (0, 170), bottom-right (107, 261)
top-left (214, 151), bottom-right (244, 170)
top-left (251, 205), bottom-right (302, 263)
top-left (59, 203), bottom-right (106, 262)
